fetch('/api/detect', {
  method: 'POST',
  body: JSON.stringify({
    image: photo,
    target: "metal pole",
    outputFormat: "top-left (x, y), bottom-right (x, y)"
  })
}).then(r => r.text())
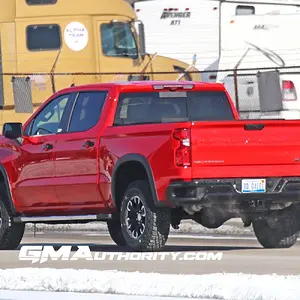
top-left (234, 69), bottom-right (239, 113)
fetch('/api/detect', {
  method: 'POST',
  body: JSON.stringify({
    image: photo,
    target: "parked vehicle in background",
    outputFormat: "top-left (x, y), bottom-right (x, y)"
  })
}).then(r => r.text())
top-left (134, 0), bottom-right (300, 82)
top-left (1, 81), bottom-right (300, 252)
top-left (217, 13), bottom-right (300, 120)
top-left (0, 0), bottom-right (200, 127)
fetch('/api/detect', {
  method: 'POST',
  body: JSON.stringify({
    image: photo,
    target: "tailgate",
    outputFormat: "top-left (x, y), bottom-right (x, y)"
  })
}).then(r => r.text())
top-left (190, 120), bottom-right (300, 178)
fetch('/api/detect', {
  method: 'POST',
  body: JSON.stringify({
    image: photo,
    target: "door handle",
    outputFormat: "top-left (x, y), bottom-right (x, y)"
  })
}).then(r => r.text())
top-left (43, 143), bottom-right (54, 151)
top-left (83, 140), bottom-right (95, 148)
top-left (244, 124), bottom-right (265, 131)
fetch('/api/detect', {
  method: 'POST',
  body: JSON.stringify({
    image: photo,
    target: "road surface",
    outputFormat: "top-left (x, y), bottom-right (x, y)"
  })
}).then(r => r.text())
top-left (0, 231), bottom-right (299, 275)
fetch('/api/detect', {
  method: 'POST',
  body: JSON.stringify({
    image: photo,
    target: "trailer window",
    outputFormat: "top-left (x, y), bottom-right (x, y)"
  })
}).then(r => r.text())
top-left (236, 5), bottom-right (255, 15)
top-left (101, 23), bottom-right (138, 59)
top-left (27, 24), bottom-right (61, 51)
top-left (26, 0), bottom-right (57, 4)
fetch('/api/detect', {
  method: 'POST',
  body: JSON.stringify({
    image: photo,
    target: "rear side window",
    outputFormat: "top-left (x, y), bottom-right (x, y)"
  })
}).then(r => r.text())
top-left (114, 91), bottom-right (234, 125)
top-left (236, 5), bottom-right (255, 15)
top-left (27, 24), bottom-right (61, 51)
top-left (26, 0), bottom-right (57, 4)
top-left (68, 91), bottom-right (108, 132)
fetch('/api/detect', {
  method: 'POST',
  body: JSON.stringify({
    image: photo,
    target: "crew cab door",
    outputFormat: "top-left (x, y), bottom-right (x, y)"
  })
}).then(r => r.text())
top-left (13, 93), bottom-right (73, 212)
top-left (54, 90), bottom-right (108, 209)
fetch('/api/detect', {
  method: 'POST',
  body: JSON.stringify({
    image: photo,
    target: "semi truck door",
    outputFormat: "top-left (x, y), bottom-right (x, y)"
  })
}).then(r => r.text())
top-left (94, 19), bottom-right (142, 82)
top-left (0, 37), bottom-right (4, 108)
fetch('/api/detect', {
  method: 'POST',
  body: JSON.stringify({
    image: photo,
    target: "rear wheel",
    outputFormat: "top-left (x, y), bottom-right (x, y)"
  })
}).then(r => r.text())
top-left (0, 200), bottom-right (24, 250)
top-left (253, 211), bottom-right (299, 249)
top-left (120, 180), bottom-right (170, 251)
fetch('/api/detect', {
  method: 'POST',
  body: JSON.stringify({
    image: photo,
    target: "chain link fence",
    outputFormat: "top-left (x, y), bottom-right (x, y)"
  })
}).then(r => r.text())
top-left (1, 66), bottom-right (300, 124)
top-left (215, 65), bottom-right (300, 120)
top-left (0, 70), bottom-right (198, 113)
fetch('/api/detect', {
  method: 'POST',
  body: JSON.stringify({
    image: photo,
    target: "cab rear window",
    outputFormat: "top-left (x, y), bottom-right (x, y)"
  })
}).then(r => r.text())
top-left (114, 91), bottom-right (234, 125)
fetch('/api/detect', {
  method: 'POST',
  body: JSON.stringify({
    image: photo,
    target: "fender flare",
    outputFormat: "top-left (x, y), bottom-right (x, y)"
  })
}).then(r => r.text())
top-left (111, 154), bottom-right (167, 208)
top-left (0, 163), bottom-right (16, 215)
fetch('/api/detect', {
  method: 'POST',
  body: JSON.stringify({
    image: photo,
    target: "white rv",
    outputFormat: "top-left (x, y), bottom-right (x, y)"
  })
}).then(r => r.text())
top-left (217, 13), bottom-right (300, 120)
top-left (134, 0), bottom-right (300, 81)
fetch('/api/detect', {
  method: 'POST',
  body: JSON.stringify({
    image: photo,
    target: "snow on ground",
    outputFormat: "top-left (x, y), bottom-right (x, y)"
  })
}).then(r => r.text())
top-left (0, 268), bottom-right (299, 300)
top-left (25, 218), bottom-right (254, 237)
top-left (0, 290), bottom-right (195, 300)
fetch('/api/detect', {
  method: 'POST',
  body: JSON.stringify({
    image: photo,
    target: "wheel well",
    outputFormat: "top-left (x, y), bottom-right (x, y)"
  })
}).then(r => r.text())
top-left (114, 161), bottom-right (149, 210)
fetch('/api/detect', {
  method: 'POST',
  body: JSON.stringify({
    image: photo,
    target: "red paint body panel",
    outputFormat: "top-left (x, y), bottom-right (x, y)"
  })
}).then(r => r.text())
top-left (1, 80), bottom-right (300, 216)
top-left (54, 131), bottom-right (102, 208)
top-left (10, 135), bottom-right (58, 211)
top-left (100, 123), bottom-right (192, 205)
top-left (190, 121), bottom-right (300, 178)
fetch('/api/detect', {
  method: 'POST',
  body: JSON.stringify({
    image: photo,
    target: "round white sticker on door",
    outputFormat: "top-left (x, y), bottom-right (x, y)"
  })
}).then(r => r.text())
top-left (64, 22), bottom-right (89, 51)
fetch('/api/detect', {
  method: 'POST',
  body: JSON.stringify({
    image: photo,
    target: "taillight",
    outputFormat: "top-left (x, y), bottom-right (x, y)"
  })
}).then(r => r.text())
top-left (282, 80), bottom-right (297, 101)
top-left (173, 128), bottom-right (191, 167)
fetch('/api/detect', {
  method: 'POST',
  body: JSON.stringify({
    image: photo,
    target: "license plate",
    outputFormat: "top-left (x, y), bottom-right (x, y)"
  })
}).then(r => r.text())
top-left (242, 179), bottom-right (266, 193)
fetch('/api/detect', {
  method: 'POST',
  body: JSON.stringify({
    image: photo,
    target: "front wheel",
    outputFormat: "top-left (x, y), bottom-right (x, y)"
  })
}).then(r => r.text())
top-left (120, 180), bottom-right (170, 251)
top-left (0, 201), bottom-right (25, 250)
top-left (253, 211), bottom-right (300, 249)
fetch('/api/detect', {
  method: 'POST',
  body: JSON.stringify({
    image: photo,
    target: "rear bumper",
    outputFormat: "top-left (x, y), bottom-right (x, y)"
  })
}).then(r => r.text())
top-left (166, 177), bottom-right (300, 207)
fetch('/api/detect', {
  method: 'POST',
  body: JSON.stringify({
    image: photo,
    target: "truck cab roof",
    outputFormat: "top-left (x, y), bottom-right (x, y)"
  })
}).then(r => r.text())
top-left (0, 0), bottom-right (136, 22)
top-left (58, 81), bottom-right (226, 94)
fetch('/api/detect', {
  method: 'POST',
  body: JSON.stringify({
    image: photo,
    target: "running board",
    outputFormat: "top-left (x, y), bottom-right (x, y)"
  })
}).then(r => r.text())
top-left (13, 214), bottom-right (112, 223)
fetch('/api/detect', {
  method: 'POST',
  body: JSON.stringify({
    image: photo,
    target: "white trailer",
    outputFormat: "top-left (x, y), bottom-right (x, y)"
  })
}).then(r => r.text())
top-left (217, 13), bottom-right (300, 120)
top-left (134, 0), bottom-right (300, 81)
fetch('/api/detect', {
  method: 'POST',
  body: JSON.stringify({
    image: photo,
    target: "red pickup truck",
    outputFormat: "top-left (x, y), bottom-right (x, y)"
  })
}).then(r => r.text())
top-left (0, 80), bottom-right (300, 251)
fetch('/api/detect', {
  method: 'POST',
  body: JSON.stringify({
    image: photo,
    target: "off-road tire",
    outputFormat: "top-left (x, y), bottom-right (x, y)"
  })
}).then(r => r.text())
top-left (120, 180), bottom-right (170, 251)
top-left (253, 212), bottom-right (299, 249)
top-left (107, 214), bottom-right (127, 246)
top-left (0, 200), bottom-right (25, 250)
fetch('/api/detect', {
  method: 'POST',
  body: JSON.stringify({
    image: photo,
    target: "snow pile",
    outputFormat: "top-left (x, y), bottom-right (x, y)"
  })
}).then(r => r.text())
top-left (25, 219), bottom-right (254, 236)
top-left (0, 290), bottom-right (195, 300)
top-left (0, 269), bottom-right (299, 299)
top-left (0, 290), bottom-right (196, 300)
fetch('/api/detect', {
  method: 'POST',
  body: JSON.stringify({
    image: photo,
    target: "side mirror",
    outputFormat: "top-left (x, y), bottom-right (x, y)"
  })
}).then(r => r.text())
top-left (138, 22), bottom-right (146, 59)
top-left (2, 122), bottom-right (23, 139)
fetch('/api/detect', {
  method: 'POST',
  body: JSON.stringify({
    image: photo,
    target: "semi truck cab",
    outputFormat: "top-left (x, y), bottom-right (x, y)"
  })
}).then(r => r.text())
top-left (0, 0), bottom-right (200, 126)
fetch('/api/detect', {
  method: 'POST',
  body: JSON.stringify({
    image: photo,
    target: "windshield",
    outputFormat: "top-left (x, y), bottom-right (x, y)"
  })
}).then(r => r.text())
top-left (101, 22), bottom-right (138, 59)
top-left (114, 91), bottom-right (234, 125)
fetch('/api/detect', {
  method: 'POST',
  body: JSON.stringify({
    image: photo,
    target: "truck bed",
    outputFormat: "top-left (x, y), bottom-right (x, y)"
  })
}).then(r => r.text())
top-left (191, 120), bottom-right (300, 178)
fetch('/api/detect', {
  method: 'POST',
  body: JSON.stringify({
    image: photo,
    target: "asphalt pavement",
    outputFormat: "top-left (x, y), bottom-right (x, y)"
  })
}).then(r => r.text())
top-left (0, 231), bottom-right (299, 275)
